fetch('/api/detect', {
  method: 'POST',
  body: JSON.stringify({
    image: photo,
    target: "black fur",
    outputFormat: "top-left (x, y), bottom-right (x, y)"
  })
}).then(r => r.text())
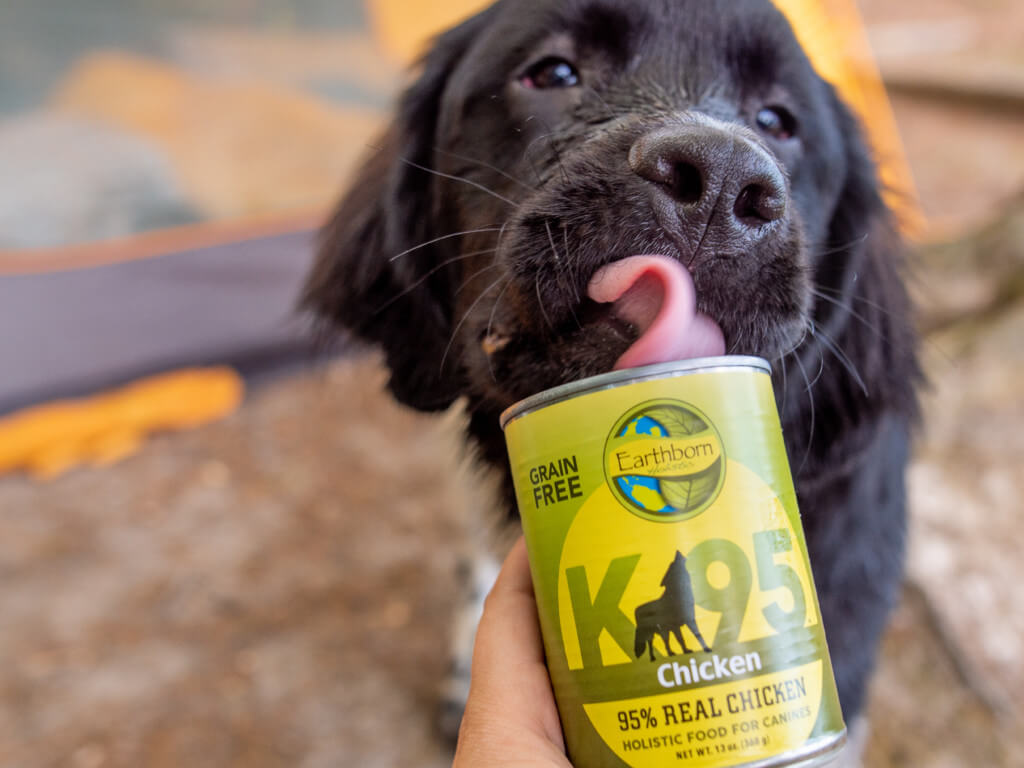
top-left (304, 0), bottom-right (919, 720)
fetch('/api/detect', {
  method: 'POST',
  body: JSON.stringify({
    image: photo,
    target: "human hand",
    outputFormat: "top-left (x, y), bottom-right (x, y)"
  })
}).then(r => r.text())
top-left (452, 537), bottom-right (573, 767)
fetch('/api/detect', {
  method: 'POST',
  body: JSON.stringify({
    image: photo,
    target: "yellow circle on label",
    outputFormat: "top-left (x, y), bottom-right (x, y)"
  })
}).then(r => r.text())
top-left (557, 460), bottom-right (818, 671)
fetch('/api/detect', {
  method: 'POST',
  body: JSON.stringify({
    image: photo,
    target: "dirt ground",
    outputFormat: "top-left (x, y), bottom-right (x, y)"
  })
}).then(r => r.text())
top-left (2, 1), bottom-right (1024, 767)
top-left (3, 202), bottom-right (1024, 767)
top-left (2, 281), bottom-right (1023, 768)
top-left (4, 194), bottom-right (1024, 767)
top-left (0, 361), bottom-right (467, 768)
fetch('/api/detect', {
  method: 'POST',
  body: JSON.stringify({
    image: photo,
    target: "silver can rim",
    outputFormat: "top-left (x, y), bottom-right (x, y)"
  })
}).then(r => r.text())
top-left (727, 730), bottom-right (848, 768)
top-left (499, 355), bottom-right (772, 429)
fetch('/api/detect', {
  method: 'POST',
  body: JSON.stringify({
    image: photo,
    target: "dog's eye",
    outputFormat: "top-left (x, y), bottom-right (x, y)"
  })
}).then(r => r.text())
top-left (755, 106), bottom-right (797, 140)
top-left (520, 56), bottom-right (581, 89)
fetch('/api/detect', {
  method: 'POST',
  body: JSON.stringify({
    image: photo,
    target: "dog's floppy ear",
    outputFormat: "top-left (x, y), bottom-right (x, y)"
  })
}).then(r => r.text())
top-left (302, 7), bottom-right (498, 411)
top-left (811, 93), bottom-right (919, 421)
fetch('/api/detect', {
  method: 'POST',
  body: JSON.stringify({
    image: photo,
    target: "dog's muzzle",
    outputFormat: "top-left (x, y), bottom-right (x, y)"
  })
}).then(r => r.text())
top-left (628, 120), bottom-right (788, 251)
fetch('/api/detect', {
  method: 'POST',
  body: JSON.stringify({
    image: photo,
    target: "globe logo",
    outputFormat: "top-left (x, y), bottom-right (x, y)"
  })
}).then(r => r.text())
top-left (604, 399), bottom-right (725, 522)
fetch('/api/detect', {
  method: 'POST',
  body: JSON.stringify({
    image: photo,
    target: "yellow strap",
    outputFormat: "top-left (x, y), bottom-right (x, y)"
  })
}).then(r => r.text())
top-left (0, 367), bottom-right (244, 479)
top-left (772, 0), bottom-right (922, 234)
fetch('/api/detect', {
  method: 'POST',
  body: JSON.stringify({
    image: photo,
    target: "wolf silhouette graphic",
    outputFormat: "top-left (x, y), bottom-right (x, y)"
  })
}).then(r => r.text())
top-left (634, 551), bottom-right (712, 660)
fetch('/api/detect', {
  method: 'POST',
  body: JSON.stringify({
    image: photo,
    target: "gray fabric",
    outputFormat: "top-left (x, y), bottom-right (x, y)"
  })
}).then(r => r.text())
top-left (0, 229), bottom-right (326, 414)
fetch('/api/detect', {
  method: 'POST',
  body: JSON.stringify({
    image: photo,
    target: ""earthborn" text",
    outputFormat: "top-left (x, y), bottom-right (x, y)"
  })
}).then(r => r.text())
top-left (614, 441), bottom-right (715, 472)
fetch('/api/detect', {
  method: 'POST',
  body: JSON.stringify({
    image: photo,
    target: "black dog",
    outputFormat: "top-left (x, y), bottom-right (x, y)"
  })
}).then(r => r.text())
top-left (304, 0), bottom-right (919, 731)
top-left (634, 551), bottom-right (711, 662)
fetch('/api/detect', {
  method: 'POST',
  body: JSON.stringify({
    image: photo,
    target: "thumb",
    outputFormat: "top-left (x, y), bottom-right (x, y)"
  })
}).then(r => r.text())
top-left (453, 538), bottom-right (570, 766)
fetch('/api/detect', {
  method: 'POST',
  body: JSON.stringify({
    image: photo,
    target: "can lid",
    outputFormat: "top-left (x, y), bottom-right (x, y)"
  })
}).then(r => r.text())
top-left (499, 355), bottom-right (771, 429)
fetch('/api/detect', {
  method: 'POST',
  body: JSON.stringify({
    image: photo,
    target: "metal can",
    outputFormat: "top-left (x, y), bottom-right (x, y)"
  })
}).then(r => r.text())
top-left (500, 357), bottom-right (846, 768)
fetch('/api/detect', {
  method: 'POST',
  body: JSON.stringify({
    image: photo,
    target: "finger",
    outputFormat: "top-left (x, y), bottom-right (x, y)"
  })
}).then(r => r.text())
top-left (455, 538), bottom-right (568, 763)
top-left (481, 538), bottom-right (543, 658)
top-left (471, 538), bottom-right (552, 705)
top-left (491, 536), bottom-right (535, 601)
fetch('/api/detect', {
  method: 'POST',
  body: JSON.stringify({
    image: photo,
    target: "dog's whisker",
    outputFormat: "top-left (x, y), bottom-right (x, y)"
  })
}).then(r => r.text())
top-left (535, 273), bottom-right (555, 332)
top-left (779, 322), bottom-right (810, 361)
top-left (485, 279), bottom-right (515, 383)
top-left (495, 219), bottom-right (511, 247)
top-left (581, 85), bottom-right (617, 122)
top-left (773, 324), bottom-right (807, 417)
top-left (440, 273), bottom-right (510, 374)
top-left (809, 322), bottom-right (870, 397)
top-left (810, 288), bottom-right (886, 339)
top-left (543, 219), bottom-right (561, 264)
top-left (523, 119), bottom-right (569, 185)
top-left (486, 277), bottom-right (513, 342)
top-left (373, 248), bottom-right (498, 315)
top-left (397, 158), bottom-right (520, 207)
top-left (812, 283), bottom-right (903, 321)
top-left (493, 217), bottom-right (514, 269)
top-left (388, 227), bottom-right (502, 262)
top-left (809, 341), bottom-right (826, 390)
top-left (562, 224), bottom-right (580, 304)
top-left (455, 262), bottom-right (504, 297)
top-left (431, 146), bottom-right (537, 192)
top-left (816, 232), bottom-right (871, 260)
top-left (778, 350), bottom-right (790, 411)
top-left (525, 115), bottom-right (570, 183)
top-left (791, 350), bottom-right (816, 475)
top-left (523, 144), bottom-right (545, 187)
top-left (561, 223), bottom-right (585, 326)
top-left (726, 327), bottom-right (744, 356)
top-left (544, 218), bottom-right (582, 330)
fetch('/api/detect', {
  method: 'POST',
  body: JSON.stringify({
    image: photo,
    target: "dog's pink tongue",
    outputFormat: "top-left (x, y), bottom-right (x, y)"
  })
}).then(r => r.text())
top-left (587, 255), bottom-right (725, 370)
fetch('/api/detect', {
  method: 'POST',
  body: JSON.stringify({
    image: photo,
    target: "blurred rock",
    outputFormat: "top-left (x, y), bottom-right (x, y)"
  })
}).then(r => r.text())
top-left (0, 113), bottom-right (198, 248)
top-left (861, 0), bottom-right (1024, 233)
top-left (0, 357), bottom-right (476, 768)
top-left (907, 272), bottom-right (1024, 714)
top-left (2, 214), bottom-right (1023, 766)
top-left (913, 188), bottom-right (1024, 333)
top-left (865, 584), bottom-right (1019, 768)
top-left (165, 26), bottom-right (399, 106)
top-left (51, 52), bottom-right (384, 220)
top-left (860, 190), bottom-right (1024, 765)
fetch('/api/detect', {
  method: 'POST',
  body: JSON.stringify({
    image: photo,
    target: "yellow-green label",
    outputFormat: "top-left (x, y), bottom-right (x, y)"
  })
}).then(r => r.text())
top-left (505, 366), bottom-right (845, 768)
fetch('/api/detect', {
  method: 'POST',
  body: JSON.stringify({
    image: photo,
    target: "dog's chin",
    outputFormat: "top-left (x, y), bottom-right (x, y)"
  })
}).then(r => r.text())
top-left (469, 294), bottom-right (808, 410)
top-left (469, 301), bottom-right (633, 406)
top-left (721, 312), bottom-right (809, 361)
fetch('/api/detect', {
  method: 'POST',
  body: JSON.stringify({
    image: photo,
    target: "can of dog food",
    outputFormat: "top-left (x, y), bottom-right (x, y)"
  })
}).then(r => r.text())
top-left (500, 357), bottom-right (846, 768)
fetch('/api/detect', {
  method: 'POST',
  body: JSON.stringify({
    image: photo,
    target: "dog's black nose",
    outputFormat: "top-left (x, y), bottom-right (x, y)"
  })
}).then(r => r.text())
top-left (629, 124), bottom-right (787, 242)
